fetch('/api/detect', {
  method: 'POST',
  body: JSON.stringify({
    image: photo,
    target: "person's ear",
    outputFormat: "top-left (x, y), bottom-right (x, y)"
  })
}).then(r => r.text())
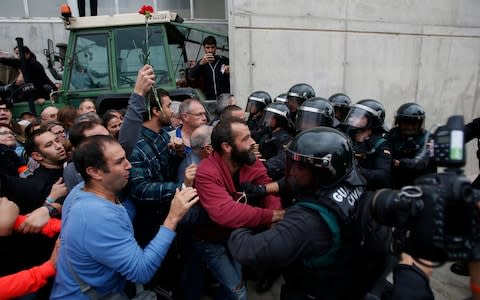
top-left (152, 107), bottom-right (162, 118)
top-left (31, 151), bottom-right (43, 162)
top-left (221, 142), bottom-right (232, 154)
top-left (205, 145), bottom-right (213, 154)
top-left (86, 166), bottom-right (102, 180)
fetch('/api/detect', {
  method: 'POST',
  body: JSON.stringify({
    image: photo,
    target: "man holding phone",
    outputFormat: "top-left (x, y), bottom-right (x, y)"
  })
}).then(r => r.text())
top-left (189, 36), bottom-right (230, 100)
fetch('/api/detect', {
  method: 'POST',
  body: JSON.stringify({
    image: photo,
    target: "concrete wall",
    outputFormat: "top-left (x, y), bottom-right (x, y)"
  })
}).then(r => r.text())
top-left (229, 0), bottom-right (480, 177)
top-left (0, 19), bottom-right (69, 77)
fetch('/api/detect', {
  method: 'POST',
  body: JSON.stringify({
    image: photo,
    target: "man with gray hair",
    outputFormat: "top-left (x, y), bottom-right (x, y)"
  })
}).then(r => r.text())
top-left (170, 99), bottom-right (207, 154)
top-left (210, 93), bottom-right (236, 126)
top-left (40, 106), bottom-right (58, 123)
top-left (177, 124), bottom-right (213, 182)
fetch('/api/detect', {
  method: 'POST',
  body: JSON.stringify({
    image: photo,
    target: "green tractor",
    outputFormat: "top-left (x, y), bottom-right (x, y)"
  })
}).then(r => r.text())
top-left (9, 8), bottom-right (228, 119)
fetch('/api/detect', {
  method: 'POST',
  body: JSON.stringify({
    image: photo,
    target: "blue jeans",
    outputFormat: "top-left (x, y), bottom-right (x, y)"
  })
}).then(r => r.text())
top-left (192, 240), bottom-right (247, 300)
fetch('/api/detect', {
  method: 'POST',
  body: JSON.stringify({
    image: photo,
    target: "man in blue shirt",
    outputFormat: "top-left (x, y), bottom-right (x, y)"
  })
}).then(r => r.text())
top-left (51, 135), bottom-right (198, 299)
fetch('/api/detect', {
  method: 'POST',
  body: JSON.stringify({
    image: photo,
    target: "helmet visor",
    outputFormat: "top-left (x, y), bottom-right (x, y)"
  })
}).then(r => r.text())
top-left (343, 107), bottom-right (371, 129)
top-left (261, 107), bottom-right (288, 128)
top-left (295, 108), bottom-right (333, 132)
top-left (274, 95), bottom-right (287, 103)
top-left (334, 106), bottom-right (351, 122)
top-left (285, 149), bottom-right (341, 187)
top-left (396, 115), bottom-right (424, 135)
top-left (245, 99), bottom-right (264, 114)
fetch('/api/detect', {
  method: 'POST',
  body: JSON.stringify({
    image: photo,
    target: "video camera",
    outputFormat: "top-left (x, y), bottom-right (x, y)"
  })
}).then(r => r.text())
top-left (372, 115), bottom-right (480, 262)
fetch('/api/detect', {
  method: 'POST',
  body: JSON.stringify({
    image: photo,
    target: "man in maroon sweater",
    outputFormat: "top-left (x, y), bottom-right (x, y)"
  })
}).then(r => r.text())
top-left (194, 118), bottom-right (283, 299)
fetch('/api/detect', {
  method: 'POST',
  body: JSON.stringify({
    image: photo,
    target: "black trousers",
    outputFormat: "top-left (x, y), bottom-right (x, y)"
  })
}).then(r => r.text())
top-left (78, 0), bottom-right (98, 17)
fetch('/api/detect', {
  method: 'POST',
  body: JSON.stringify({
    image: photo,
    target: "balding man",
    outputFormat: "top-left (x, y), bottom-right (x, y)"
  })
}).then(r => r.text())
top-left (40, 106), bottom-right (58, 123)
top-left (77, 99), bottom-right (96, 115)
top-left (177, 124), bottom-right (213, 183)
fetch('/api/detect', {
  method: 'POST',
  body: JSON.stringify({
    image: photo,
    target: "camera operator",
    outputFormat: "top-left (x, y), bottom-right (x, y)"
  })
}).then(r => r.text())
top-left (228, 127), bottom-right (436, 299)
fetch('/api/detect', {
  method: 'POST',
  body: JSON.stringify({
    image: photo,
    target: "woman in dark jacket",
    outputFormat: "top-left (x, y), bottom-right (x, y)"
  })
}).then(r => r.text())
top-left (0, 124), bottom-right (25, 177)
top-left (14, 46), bottom-right (57, 102)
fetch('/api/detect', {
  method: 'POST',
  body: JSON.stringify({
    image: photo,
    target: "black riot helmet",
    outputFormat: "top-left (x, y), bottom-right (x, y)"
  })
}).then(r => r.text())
top-left (261, 102), bottom-right (290, 130)
top-left (245, 91), bottom-right (272, 115)
top-left (295, 97), bottom-right (335, 132)
top-left (285, 127), bottom-right (356, 188)
top-left (274, 93), bottom-right (288, 104)
top-left (394, 102), bottom-right (425, 136)
top-left (343, 99), bottom-right (387, 133)
top-left (328, 93), bottom-right (352, 122)
top-left (287, 83), bottom-right (315, 110)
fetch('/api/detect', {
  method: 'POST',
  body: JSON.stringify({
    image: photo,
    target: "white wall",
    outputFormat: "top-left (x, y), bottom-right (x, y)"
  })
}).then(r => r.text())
top-left (0, 19), bottom-right (68, 70)
top-left (229, 0), bottom-right (480, 177)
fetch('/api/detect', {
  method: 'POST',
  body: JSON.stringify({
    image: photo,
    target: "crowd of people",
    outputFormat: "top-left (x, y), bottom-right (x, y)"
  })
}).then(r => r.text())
top-left (0, 37), bottom-right (480, 300)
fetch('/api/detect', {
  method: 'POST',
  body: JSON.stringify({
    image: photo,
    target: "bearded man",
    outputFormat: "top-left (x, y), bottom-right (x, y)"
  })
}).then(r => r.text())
top-left (193, 117), bottom-right (284, 299)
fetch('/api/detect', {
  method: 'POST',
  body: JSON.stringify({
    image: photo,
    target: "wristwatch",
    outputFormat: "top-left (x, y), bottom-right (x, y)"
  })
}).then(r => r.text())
top-left (43, 203), bottom-right (60, 217)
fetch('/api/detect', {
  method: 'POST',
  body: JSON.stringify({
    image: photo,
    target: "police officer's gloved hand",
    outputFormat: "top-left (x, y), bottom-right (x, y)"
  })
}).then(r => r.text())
top-left (239, 182), bottom-right (266, 206)
top-left (398, 158), bottom-right (415, 169)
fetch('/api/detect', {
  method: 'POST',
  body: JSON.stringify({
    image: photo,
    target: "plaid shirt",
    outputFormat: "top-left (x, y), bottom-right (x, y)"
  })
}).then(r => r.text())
top-left (129, 126), bottom-right (181, 204)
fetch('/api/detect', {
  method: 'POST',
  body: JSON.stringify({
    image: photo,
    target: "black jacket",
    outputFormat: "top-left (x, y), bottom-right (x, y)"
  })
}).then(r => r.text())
top-left (0, 144), bottom-right (24, 177)
top-left (188, 55), bottom-right (230, 99)
top-left (261, 129), bottom-right (292, 181)
top-left (0, 165), bottom-right (64, 214)
top-left (387, 128), bottom-right (436, 188)
top-left (354, 134), bottom-right (392, 190)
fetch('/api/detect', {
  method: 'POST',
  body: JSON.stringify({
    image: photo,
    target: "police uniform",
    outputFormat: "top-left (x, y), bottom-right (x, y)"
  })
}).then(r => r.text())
top-left (229, 127), bottom-right (432, 300)
top-left (387, 128), bottom-right (435, 189)
top-left (261, 129), bottom-right (292, 181)
top-left (353, 134), bottom-right (393, 190)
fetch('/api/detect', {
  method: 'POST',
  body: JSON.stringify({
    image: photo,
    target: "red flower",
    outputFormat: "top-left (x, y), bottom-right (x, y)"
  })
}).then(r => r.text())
top-left (138, 5), bottom-right (154, 16)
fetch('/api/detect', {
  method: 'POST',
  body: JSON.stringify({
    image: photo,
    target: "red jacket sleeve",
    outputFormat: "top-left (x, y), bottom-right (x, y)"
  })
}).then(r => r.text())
top-left (196, 159), bottom-right (274, 229)
top-left (14, 216), bottom-right (61, 237)
top-left (0, 261), bottom-right (55, 299)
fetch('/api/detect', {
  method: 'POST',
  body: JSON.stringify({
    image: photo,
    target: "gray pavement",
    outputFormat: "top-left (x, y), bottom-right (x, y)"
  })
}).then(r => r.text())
top-left (243, 262), bottom-right (471, 300)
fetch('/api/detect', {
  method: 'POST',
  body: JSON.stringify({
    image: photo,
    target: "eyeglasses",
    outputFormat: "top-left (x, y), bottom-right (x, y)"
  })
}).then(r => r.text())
top-left (187, 112), bottom-right (207, 118)
top-left (0, 131), bottom-right (15, 136)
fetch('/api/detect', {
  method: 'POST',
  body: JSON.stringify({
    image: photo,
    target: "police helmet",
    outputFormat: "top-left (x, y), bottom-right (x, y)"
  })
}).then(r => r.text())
top-left (261, 102), bottom-right (290, 129)
top-left (343, 99), bottom-right (386, 132)
top-left (286, 127), bottom-right (355, 187)
top-left (287, 83), bottom-right (315, 107)
top-left (245, 91), bottom-right (272, 114)
top-left (274, 93), bottom-right (288, 103)
top-left (328, 93), bottom-right (352, 122)
top-left (394, 102), bottom-right (425, 135)
top-left (295, 97), bottom-right (335, 132)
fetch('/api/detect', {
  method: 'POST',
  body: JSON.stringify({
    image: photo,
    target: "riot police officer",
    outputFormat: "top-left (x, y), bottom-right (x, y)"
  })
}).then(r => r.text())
top-left (386, 102), bottom-right (436, 189)
top-left (286, 83), bottom-right (315, 123)
top-left (228, 127), bottom-right (391, 299)
top-left (242, 99), bottom-right (337, 200)
top-left (295, 97), bottom-right (336, 132)
top-left (340, 99), bottom-right (392, 190)
top-left (328, 93), bottom-right (352, 123)
top-left (245, 90), bottom-right (272, 142)
top-left (259, 102), bottom-right (293, 180)
top-left (274, 93), bottom-right (288, 104)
